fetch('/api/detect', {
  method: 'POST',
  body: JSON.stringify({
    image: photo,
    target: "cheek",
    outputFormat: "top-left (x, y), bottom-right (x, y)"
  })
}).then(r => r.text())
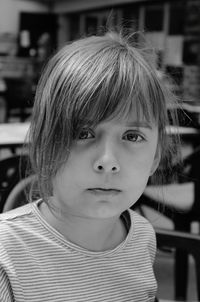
top-left (63, 150), bottom-right (89, 173)
top-left (128, 149), bottom-right (156, 175)
top-left (126, 165), bottom-right (150, 191)
top-left (125, 163), bottom-right (151, 204)
top-left (52, 149), bottom-right (91, 196)
top-left (124, 148), bottom-right (157, 190)
top-left (52, 164), bottom-right (80, 198)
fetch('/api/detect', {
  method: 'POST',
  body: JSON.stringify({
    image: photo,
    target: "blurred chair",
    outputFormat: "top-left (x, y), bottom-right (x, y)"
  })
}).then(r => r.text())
top-left (3, 174), bottom-right (37, 212)
top-left (155, 228), bottom-right (200, 302)
top-left (4, 77), bottom-right (34, 122)
top-left (0, 154), bottom-right (30, 212)
top-left (136, 145), bottom-right (200, 301)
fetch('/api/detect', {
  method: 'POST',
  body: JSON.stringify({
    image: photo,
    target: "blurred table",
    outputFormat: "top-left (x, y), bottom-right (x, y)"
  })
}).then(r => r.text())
top-left (0, 122), bottom-right (30, 149)
top-left (166, 125), bottom-right (200, 136)
top-left (166, 125), bottom-right (200, 158)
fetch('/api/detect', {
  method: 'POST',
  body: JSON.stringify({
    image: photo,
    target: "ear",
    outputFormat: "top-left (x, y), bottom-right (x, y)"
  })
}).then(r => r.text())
top-left (150, 147), bottom-right (161, 176)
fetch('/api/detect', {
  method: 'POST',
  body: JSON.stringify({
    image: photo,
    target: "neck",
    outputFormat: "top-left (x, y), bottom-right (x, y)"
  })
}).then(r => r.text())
top-left (39, 201), bottom-right (127, 252)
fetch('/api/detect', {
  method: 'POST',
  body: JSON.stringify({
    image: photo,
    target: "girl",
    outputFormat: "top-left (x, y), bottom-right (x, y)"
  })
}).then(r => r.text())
top-left (0, 31), bottom-right (178, 301)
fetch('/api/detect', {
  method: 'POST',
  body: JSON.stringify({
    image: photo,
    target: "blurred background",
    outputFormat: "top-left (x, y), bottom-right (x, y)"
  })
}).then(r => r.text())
top-left (0, 0), bottom-right (199, 125)
top-left (0, 1), bottom-right (200, 301)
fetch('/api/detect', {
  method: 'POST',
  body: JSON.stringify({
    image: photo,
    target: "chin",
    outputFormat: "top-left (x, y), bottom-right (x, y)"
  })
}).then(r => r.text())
top-left (86, 204), bottom-right (124, 219)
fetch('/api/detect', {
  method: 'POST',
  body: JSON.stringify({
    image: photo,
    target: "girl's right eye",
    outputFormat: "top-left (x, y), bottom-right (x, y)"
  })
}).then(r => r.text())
top-left (78, 129), bottom-right (94, 140)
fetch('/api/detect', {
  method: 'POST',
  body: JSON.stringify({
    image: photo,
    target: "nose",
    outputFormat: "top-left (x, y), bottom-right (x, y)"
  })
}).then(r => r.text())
top-left (93, 140), bottom-right (120, 174)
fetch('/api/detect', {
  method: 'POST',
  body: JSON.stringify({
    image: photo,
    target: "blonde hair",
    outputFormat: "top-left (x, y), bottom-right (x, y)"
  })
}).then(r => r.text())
top-left (28, 30), bottom-right (179, 201)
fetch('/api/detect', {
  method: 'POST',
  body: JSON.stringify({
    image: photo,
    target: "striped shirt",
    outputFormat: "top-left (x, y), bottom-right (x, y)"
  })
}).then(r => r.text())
top-left (0, 201), bottom-right (157, 302)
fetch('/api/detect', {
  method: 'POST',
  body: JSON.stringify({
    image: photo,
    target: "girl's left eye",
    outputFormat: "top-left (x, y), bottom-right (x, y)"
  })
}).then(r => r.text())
top-left (123, 132), bottom-right (144, 142)
top-left (78, 129), bottom-right (94, 140)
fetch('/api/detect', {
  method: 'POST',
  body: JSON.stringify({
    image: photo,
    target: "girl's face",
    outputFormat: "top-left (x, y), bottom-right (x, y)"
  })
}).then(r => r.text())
top-left (52, 113), bottom-right (160, 219)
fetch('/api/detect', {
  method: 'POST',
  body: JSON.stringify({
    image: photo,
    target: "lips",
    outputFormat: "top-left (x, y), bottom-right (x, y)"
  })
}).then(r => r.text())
top-left (87, 188), bottom-right (121, 195)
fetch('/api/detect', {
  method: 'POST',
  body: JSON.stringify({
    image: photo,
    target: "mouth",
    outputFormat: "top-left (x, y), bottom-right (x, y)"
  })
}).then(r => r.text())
top-left (87, 188), bottom-right (121, 195)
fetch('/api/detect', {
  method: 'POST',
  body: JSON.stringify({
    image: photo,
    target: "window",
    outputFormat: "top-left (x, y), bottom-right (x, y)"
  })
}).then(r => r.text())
top-left (122, 5), bottom-right (139, 32)
top-left (145, 5), bottom-right (163, 31)
top-left (169, 3), bottom-right (185, 35)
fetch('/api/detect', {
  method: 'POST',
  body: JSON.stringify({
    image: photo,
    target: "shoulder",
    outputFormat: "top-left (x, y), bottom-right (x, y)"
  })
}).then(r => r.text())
top-left (127, 209), bottom-right (157, 263)
top-left (0, 203), bottom-right (38, 245)
top-left (0, 203), bottom-right (32, 219)
top-left (0, 203), bottom-right (34, 226)
top-left (128, 208), bottom-right (155, 234)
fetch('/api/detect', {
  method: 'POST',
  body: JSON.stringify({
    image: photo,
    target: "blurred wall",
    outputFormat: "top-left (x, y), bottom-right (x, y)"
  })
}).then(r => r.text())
top-left (0, 0), bottom-right (48, 35)
top-left (53, 0), bottom-right (151, 13)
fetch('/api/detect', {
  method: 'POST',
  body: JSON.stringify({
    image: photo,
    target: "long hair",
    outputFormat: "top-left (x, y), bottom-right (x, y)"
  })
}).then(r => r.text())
top-left (28, 30), bottom-right (180, 202)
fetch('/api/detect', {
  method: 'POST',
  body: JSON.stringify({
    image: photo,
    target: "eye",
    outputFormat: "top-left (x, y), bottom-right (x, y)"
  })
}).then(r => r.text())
top-left (123, 131), bottom-right (144, 143)
top-left (78, 129), bottom-right (94, 140)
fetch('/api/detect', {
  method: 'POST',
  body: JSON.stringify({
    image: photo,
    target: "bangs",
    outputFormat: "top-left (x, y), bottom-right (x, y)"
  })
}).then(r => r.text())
top-left (32, 32), bottom-right (170, 164)
top-left (65, 48), bottom-right (168, 136)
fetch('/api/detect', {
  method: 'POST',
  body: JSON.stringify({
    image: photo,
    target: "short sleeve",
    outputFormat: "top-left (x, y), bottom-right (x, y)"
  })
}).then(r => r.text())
top-left (0, 266), bottom-right (14, 302)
